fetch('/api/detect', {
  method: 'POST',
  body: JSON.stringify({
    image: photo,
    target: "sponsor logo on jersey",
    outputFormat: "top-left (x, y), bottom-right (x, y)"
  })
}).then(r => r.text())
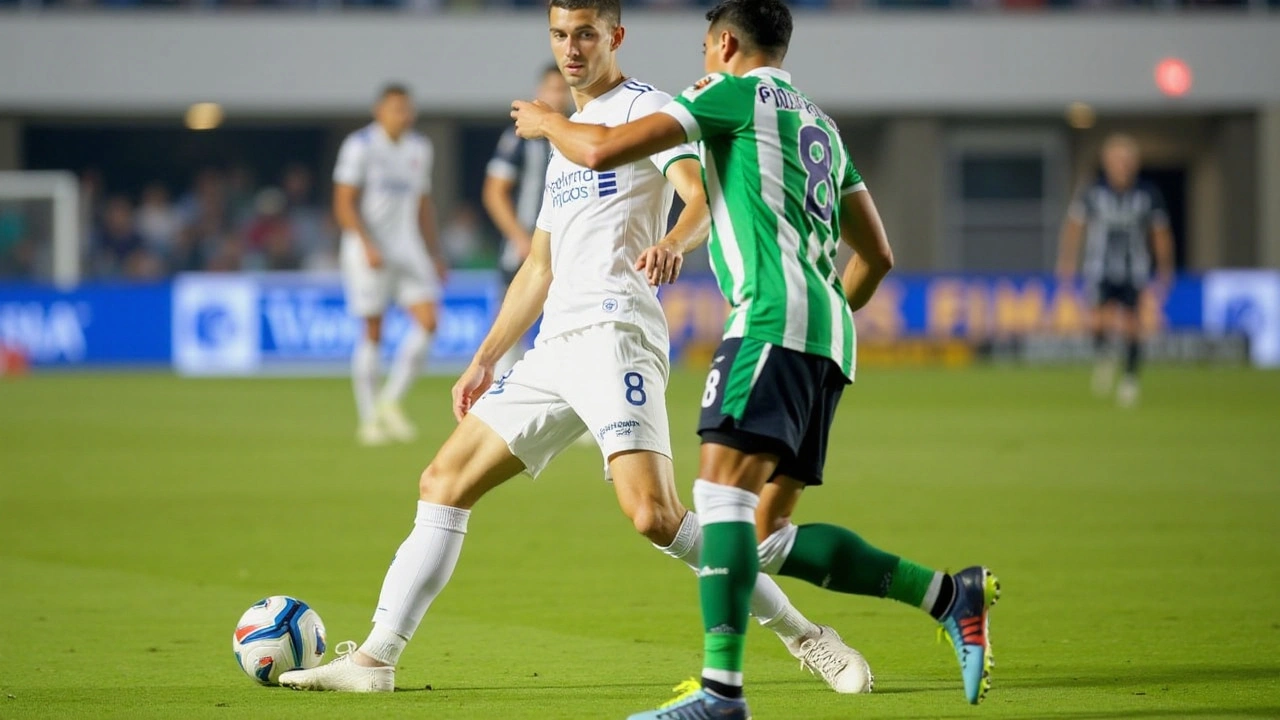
top-left (546, 167), bottom-right (598, 208)
top-left (597, 419), bottom-right (640, 439)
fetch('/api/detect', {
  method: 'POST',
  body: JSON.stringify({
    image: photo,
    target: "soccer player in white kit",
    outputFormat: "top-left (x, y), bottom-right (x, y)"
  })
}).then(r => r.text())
top-left (333, 84), bottom-right (449, 446)
top-left (280, 0), bottom-right (871, 696)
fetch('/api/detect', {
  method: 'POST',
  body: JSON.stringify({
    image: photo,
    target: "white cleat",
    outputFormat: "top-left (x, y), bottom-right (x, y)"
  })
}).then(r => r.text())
top-left (279, 641), bottom-right (395, 693)
top-left (357, 421), bottom-right (392, 447)
top-left (377, 402), bottom-right (418, 442)
top-left (790, 625), bottom-right (874, 694)
top-left (1091, 359), bottom-right (1117, 398)
top-left (1116, 376), bottom-right (1140, 408)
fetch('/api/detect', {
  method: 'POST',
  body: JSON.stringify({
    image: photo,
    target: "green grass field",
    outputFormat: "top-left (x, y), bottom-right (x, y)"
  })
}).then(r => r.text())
top-left (1, 366), bottom-right (1278, 719)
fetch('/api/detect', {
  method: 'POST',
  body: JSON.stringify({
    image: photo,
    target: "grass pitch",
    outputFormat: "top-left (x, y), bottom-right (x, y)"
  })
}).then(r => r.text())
top-left (1, 366), bottom-right (1278, 719)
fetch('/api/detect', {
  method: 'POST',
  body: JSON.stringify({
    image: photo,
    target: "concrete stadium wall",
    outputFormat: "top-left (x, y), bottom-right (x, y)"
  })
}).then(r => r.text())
top-left (1, 13), bottom-right (1279, 115)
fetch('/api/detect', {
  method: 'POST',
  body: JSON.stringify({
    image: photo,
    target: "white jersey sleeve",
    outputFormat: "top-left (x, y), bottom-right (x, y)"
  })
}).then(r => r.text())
top-left (626, 90), bottom-right (699, 176)
top-left (333, 133), bottom-right (369, 187)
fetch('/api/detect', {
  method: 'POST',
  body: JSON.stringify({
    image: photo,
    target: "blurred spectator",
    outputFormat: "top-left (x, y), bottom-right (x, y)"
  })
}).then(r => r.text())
top-left (226, 164), bottom-right (258, 228)
top-left (136, 183), bottom-right (182, 261)
top-left (244, 187), bottom-right (301, 270)
top-left (206, 231), bottom-right (246, 273)
top-left (281, 163), bottom-right (337, 270)
top-left (91, 195), bottom-right (156, 279)
top-left (177, 168), bottom-right (229, 239)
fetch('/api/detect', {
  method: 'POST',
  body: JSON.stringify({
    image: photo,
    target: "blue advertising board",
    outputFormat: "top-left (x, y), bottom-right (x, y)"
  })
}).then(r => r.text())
top-left (171, 271), bottom-right (501, 376)
top-left (0, 282), bottom-right (170, 366)
top-left (2, 270), bottom-right (1275, 370)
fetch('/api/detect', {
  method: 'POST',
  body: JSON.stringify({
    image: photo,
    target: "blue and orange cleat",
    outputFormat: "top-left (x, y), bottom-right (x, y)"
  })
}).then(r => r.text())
top-left (626, 679), bottom-right (751, 720)
top-left (939, 566), bottom-right (1001, 704)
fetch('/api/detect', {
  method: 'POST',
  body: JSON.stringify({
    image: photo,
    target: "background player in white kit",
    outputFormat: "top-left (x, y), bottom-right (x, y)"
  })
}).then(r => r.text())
top-left (333, 84), bottom-right (449, 446)
top-left (281, 0), bottom-right (871, 695)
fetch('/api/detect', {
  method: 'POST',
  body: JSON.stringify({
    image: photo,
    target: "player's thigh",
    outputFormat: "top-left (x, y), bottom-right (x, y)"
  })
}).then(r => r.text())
top-left (392, 249), bottom-right (443, 314)
top-left (608, 450), bottom-right (685, 540)
top-left (341, 238), bottom-right (390, 319)
top-left (420, 414), bottom-right (527, 509)
top-left (562, 324), bottom-right (673, 467)
top-left (468, 340), bottom-right (586, 479)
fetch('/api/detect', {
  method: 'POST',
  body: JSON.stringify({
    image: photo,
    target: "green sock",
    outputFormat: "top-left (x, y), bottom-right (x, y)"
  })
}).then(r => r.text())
top-left (700, 519), bottom-right (758, 676)
top-left (779, 523), bottom-right (940, 609)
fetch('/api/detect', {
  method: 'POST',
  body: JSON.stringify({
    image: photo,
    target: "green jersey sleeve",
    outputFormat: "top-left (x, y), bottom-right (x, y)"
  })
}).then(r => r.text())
top-left (840, 151), bottom-right (866, 196)
top-left (659, 73), bottom-right (754, 143)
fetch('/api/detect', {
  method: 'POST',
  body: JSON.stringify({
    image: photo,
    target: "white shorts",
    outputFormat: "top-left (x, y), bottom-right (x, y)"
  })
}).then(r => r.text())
top-left (340, 235), bottom-right (442, 318)
top-left (469, 323), bottom-right (671, 478)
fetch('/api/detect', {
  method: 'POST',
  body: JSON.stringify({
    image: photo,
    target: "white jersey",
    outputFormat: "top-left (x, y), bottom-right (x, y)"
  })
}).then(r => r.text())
top-left (534, 79), bottom-right (698, 357)
top-left (333, 123), bottom-right (433, 260)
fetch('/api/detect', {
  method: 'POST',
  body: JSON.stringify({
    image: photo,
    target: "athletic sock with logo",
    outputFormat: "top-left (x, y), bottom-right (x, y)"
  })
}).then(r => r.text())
top-left (694, 480), bottom-right (758, 700)
top-left (778, 524), bottom-right (956, 619)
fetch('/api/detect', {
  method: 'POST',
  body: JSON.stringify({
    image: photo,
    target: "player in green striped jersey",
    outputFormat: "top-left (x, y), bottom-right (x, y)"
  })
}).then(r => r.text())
top-left (513, 1), bottom-right (998, 716)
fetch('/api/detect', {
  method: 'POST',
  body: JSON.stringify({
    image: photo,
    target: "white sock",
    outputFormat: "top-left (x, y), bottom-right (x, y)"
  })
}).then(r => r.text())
top-left (360, 623), bottom-right (408, 667)
top-left (352, 338), bottom-right (380, 425)
top-left (369, 501), bottom-right (471, 646)
top-left (655, 511), bottom-right (820, 646)
top-left (380, 325), bottom-right (432, 405)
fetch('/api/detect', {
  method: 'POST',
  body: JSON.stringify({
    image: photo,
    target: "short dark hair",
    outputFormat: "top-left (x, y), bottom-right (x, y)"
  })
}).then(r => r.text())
top-left (378, 83), bottom-right (410, 101)
top-left (548, 0), bottom-right (621, 28)
top-left (706, 0), bottom-right (793, 61)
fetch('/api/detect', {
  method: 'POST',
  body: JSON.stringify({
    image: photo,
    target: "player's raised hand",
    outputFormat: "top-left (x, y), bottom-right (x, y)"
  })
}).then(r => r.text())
top-left (636, 243), bottom-right (684, 286)
top-left (511, 100), bottom-right (554, 140)
top-left (451, 362), bottom-right (494, 422)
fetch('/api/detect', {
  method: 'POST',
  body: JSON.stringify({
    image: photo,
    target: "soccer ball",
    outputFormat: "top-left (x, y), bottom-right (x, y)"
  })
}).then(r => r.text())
top-left (232, 596), bottom-right (327, 685)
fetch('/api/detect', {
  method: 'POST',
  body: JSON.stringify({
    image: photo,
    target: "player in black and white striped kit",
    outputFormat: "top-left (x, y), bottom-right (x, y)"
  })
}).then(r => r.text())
top-left (1057, 134), bottom-right (1174, 407)
top-left (482, 64), bottom-right (571, 378)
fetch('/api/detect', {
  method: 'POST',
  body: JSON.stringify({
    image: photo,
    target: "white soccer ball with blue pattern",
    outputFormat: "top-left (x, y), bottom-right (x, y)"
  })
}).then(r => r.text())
top-left (232, 596), bottom-right (327, 685)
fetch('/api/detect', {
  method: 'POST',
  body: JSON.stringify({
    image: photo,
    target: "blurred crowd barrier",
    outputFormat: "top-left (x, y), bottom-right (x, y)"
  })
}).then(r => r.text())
top-left (1, 271), bottom-right (1275, 372)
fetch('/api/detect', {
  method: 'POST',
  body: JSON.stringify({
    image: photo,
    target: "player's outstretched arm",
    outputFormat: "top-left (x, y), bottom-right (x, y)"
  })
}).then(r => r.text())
top-left (839, 189), bottom-right (894, 312)
top-left (511, 101), bottom-right (687, 172)
top-left (637, 157), bottom-right (709, 286)
top-left (452, 228), bottom-right (553, 420)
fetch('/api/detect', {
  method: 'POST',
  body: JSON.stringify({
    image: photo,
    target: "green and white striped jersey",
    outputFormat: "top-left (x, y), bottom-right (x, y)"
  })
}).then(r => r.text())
top-left (660, 67), bottom-right (866, 379)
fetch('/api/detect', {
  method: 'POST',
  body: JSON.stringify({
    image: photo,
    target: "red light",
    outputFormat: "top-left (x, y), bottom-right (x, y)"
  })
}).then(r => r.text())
top-left (1155, 57), bottom-right (1193, 98)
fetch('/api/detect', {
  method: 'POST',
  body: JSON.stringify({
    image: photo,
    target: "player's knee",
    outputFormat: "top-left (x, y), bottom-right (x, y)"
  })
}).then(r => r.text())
top-left (418, 462), bottom-right (464, 506)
